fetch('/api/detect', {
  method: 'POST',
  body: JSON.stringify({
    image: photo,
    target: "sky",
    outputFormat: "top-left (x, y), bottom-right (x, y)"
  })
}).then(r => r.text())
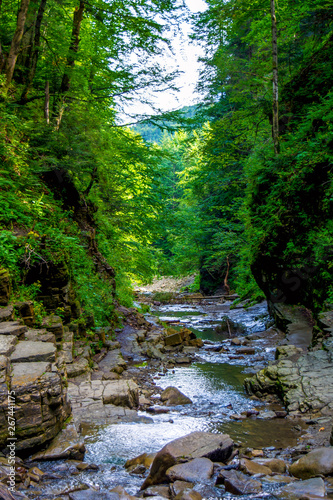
top-left (119, 0), bottom-right (207, 123)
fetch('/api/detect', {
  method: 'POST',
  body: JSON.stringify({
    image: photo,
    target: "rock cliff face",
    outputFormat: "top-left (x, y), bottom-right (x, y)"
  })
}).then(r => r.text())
top-left (0, 311), bottom-right (70, 454)
top-left (245, 343), bottom-right (333, 415)
top-left (245, 308), bottom-right (333, 415)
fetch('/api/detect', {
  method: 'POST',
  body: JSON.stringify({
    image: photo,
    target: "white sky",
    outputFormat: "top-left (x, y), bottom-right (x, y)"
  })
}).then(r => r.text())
top-left (119, 0), bottom-right (207, 123)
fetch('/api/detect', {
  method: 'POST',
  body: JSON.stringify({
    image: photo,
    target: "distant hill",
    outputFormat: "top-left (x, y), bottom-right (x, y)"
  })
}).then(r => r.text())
top-left (132, 105), bottom-right (198, 143)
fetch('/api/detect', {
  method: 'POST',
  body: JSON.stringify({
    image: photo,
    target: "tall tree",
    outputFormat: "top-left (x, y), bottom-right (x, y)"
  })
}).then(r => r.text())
top-left (271, 0), bottom-right (279, 154)
top-left (3, 0), bottom-right (31, 88)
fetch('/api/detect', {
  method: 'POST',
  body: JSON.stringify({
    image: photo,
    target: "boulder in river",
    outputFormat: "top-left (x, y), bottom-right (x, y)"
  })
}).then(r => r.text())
top-left (166, 457), bottom-right (214, 483)
top-left (141, 431), bottom-right (233, 489)
top-left (125, 452), bottom-right (156, 470)
top-left (278, 477), bottom-right (326, 499)
top-left (289, 447), bottom-right (333, 479)
top-left (160, 386), bottom-right (192, 406)
top-left (239, 457), bottom-right (272, 475)
top-left (217, 469), bottom-right (262, 495)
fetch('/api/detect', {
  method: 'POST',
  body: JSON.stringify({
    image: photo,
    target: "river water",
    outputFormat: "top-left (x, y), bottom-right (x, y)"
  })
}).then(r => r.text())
top-left (33, 300), bottom-right (306, 498)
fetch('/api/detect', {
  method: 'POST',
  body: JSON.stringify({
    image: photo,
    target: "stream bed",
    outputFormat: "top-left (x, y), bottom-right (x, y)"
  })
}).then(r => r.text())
top-left (33, 300), bottom-right (308, 499)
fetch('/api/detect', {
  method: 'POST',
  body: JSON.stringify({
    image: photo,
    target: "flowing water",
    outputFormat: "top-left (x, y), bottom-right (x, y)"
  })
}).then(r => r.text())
top-left (34, 300), bottom-right (307, 499)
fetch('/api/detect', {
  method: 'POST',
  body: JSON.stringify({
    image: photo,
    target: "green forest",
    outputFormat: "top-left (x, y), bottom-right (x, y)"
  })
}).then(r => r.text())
top-left (1, 0), bottom-right (333, 329)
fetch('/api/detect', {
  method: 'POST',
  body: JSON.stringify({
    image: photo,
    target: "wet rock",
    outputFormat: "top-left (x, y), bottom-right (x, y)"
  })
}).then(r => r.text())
top-left (10, 341), bottom-right (56, 363)
top-left (257, 410), bottom-right (277, 419)
top-left (76, 462), bottom-right (98, 471)
top-left (69, 491), bottom-right (119, 500)
top-left (31, 423), bottom-right (85, 461)
top-left (231, 338), bottom-right (241, 346)
top-left (230, 414), bottom-right (246, 420)
top-left (141, 431), bottom-right (233, 488)
top-left (278, 477), bottom-right (326, 499)
top-left (175, 357), bottom-right (191, 365)
top-left (218, 469), bottom-right (262, 495)
top-left (110, 485), bottom-right (138, 500)
top-left (166, 458), bottom-right (213, 483)
top-left (171, 481), bottom-right (194, 497)
top-left (0, 483), bottom-right (27, 499)
top-left (146, 406), bottom-right (170, 414)
top-left (174, 490), bottom-right (202, 500)
top-left (130, 464), bottom-right (147, 475)
top-left (237, 347), bottom-right (256, 355)
top-left (239, 457), bottom-right (272, 475)
top-left (142, 485), bottom-right (171, 498)
top-left (250, 449), bottom-right (264, 457)
top-left (125, 452), bottom-right (157, 470)
top-left (289, 447), bottom-right (333, 479)
top-left (261, 474), bottom-right (297, 484)
top-left (160, 387), bottom-right (192, 406)
top-left (256, 458), bottom-right (287, 473)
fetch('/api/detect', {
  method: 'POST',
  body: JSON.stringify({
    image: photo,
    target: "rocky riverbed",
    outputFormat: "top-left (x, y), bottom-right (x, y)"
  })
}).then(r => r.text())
top-left (0, 286), bottom-right (333, 499)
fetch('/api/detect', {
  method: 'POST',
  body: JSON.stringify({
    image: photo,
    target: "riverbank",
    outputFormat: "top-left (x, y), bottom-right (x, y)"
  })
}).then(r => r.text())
top-left (0, 289), bottom-right (333, 499)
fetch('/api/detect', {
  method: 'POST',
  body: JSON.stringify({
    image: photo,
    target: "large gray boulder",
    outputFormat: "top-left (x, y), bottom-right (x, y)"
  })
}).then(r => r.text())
top-left (141, 431), bottom-right (233, 489)
top-left (289, 447), bottom-right (333, 479)
top-left (161, 386), bottom-right (192, 406)
top-left (166, 458), bottom-right (213, 483)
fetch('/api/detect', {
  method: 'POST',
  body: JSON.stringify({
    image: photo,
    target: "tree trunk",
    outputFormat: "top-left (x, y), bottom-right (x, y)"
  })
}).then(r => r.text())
top-left (0, 41), bottom-right (4, 73)
top-left (20, 0), bottom-right (47, 101)
top-left (44, 80), bottom-right (50, 124)
top-left (60, 0), bottom-right (85, 94)
top-left (0, 0), bottom-right (4, 71)
top-left (4, 0), bottom-right (31, 89)
top-left (271, 0), bottom-right (279, 154)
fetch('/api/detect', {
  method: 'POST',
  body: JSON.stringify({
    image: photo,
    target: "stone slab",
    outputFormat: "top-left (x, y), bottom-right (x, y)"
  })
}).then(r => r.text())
top-left (0, 322), bottom-right (28, 336)
top-left (24, 329), bottom-right (56, 343)
top-left (0, 306), bottom-right (14, 322)
top-left (10, 341), bottom-right (56, 363)
top-left (0, 335), bottom-right (17, 356)
top-left (11, 362), bottom-right (51, 387)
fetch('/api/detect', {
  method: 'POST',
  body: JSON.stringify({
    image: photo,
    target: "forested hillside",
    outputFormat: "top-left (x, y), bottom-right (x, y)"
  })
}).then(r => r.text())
top-left (0, 0), bottom-right (333, 331)
top-left (149, 0), bottom-right (333, 312)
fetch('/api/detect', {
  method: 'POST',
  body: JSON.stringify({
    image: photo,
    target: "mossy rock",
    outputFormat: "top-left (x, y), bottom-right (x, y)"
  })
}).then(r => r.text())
top-left (0, 268), bottom-right (11, 306)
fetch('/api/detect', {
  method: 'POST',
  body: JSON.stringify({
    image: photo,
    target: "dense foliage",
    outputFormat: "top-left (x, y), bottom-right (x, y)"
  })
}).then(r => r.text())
top-left (0, 0), bottom-right (332, 324)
